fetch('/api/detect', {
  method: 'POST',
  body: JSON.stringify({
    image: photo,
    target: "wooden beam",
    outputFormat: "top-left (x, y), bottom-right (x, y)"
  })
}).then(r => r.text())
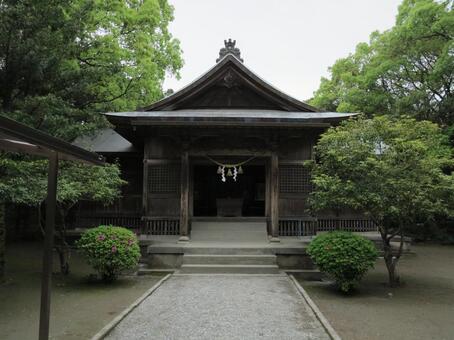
top-left (143, 159), bottom-right (180, 164)
top-left (179, 151), bottom-right (190, 242)
top-left (0, 116), bottom-right (104, 165)
top-left (131, 120), bottom-right (331, 128)
top-left (189, 149), bottom-right (272, 157)
top-left (269, 152), bottom-right (280, 242)
top-left (39, 152), bottom-right (59, 340)
top-left (0, 139), bottom-right (97, 163)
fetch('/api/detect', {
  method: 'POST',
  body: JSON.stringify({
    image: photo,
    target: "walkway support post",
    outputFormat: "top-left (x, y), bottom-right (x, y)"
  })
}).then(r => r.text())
top-left (270, 152), bottom-right (280, 242)
top-left (179, 150), bottom-right (190, 242)
top-left (39, 152), bottom-right (59, 340)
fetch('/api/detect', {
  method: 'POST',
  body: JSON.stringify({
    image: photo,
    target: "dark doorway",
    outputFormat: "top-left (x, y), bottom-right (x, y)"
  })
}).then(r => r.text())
top-left (193, 164), bottom-right (265, 217)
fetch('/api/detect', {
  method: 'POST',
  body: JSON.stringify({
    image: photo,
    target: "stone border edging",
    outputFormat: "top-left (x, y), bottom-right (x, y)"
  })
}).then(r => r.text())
top-left (90, 273), bottom-right (172, 340)
top-left (288, 274), bottom-right (342, 340)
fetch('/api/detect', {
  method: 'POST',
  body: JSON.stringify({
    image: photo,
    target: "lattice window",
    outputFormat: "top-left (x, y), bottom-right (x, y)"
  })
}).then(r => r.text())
top-left (148, 164), bottom-right (180, 193)
top-left (279, 165), bottom-right (312, 194)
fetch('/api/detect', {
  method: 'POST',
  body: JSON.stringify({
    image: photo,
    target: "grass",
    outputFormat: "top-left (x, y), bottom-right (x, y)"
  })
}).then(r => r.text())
top-left (298, 244), bottom-right (454, 340)
top-left (0, 241), bottom-right (163, 340)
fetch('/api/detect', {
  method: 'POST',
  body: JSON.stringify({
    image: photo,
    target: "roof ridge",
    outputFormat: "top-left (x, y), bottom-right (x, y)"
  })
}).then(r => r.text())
top-left (139, 54), bottom-right (318, 112)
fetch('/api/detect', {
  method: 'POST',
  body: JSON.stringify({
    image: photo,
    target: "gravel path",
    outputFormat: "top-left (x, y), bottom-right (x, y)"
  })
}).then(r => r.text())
top-left (105, 274), bottom-right (330, 340)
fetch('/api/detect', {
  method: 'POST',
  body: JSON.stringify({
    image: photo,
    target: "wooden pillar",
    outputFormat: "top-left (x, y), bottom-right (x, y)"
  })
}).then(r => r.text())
top-left (179, 150), bottom-right (190, 242)
top-left (142, 159), bottom-right (149, 216)
top-left (39, 152), bottom-right (59, 340)
top-left (0, 203), bottom-right (5, 282)
top-left (270, 152), bottom-right (280, 242)
top-left (265, 160), bottom-right (271, 234)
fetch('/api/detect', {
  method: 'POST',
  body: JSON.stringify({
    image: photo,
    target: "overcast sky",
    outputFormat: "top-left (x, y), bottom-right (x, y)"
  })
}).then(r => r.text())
top-left (164, 0), bottom-right (403, 101)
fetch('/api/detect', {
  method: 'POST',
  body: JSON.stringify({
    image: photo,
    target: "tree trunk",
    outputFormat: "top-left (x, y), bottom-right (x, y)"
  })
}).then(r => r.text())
top-left (55, 205), bottom-right (70, 275)
top-left (0, 203), bottom-right (5, 282)
top-left (380, 227), bottom-right (402, 287)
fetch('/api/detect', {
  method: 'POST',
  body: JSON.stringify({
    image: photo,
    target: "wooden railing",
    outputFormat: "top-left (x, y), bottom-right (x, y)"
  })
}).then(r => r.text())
top-left (72, 214), bottom-right (376, 237)
top-left (279, 218), bottom-right (317, 236)
top-left (141, 216), bottom-right (180, 235)
top-left (70, 214), bottom-right (142, 230)
top-left (317, 218), bottom-right (376, 232)
top-left (279, 217), bottom-right (377, 236)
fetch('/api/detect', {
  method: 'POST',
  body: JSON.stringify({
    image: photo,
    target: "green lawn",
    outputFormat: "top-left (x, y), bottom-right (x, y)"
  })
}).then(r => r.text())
top-left (0, 242), bottom-right (162, 340)
top-left (298, 244), bottom-right (454, 340)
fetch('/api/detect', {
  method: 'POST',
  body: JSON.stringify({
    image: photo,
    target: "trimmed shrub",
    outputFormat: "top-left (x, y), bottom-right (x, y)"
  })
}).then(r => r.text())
top-left (76, 225), bottom-right (140, 282)
top-left (307, 231), bottom-right (378, 292)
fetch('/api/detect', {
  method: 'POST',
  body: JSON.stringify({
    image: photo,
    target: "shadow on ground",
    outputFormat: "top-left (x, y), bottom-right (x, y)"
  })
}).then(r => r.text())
top-left (0, 241), bottom-right (163, 340)
top-left (298, 244), bottom-right (454, 340)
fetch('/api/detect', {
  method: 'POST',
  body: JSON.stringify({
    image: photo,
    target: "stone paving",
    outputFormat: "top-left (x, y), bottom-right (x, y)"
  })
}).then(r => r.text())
top-left (105, 274), bottom-right (330, 340)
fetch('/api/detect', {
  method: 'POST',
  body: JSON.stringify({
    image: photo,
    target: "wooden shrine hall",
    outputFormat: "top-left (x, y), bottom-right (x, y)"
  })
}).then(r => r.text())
top-left (72, 39), bottom-right (375, 250)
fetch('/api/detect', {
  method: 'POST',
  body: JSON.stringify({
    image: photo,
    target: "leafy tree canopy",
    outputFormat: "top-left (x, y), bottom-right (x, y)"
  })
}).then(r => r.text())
top-left (0, 0), bottom-right (182, 206)
top-left (0, 0), bottom-right (182, 140)
top-left (0, 158), bottom-right (126, 207)
top-left (307, 115), bottom-right (454, 285)
top-left (0, 0), bottom-right (182, 139)
top-left (310, 0), bottom-right (453, 127)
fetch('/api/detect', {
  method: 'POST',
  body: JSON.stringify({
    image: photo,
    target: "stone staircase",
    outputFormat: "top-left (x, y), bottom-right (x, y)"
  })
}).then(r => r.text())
top-left (139, 222), bottom-right (312, 275)
top-left (180, 253), bottom-right (280, 274)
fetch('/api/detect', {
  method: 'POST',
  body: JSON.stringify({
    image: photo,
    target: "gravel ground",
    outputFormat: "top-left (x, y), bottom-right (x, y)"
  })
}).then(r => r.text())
top-left (105, 274), bottom-right (330, 340)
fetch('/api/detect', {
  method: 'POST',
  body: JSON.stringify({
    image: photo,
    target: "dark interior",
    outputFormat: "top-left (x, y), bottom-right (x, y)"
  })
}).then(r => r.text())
top-left (193, 165), bottom-right (265, 217)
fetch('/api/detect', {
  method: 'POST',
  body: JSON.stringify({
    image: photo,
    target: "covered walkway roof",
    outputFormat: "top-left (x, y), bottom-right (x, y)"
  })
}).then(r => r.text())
top-left (0, 115), bottom-right (104, 164)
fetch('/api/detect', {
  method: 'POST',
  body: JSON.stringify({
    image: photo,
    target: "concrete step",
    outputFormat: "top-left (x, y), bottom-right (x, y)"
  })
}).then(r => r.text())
top-left (179, 264), bottom-right (280, 274)
top-left (182, 254), bottom-right (277, 265)
top-left (182, 247), bottom-right (275, 255)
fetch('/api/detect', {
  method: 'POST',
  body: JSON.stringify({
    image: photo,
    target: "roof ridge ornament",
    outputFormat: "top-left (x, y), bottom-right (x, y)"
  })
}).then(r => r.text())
top-left (216, 39), bottom-right (243, 63)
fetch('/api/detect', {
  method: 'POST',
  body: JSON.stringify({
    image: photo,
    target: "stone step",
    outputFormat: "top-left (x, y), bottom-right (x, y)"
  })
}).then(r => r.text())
top-left (182, 254), bottom-right (277, 265)
top-left (182, 247), bottom-right (275, 255)
top-left (179, 264), bottom-right (280, 274)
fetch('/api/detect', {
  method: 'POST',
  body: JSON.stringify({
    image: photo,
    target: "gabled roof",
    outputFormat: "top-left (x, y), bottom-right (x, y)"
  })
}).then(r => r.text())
top-left (139, 54), bottom-right (318, 112)
top-left (103, 40), bottom-right (357, 144)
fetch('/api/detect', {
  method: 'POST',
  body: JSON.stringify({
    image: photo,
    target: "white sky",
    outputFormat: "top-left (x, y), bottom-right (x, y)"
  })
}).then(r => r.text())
top-left (164, 0), bottom-right (402, 101)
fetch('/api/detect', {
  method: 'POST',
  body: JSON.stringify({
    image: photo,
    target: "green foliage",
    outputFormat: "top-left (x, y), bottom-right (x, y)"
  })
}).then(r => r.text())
top-left (307, 232), bottom-right (378, 292)
top-left (308, 115), bottom-right (454, 285)
top-left (0, 0), bottom-right (182, 208)
top-left (76, 225), bottom-right (141, 282)
top-left (0, 0), bottom-right (182, 138)
top-left (309, 115), bottom-right (454, 224)
top-left (310, 0), bottom-right (453, 127)
top-left (0, 158), bottom-right (126, 207)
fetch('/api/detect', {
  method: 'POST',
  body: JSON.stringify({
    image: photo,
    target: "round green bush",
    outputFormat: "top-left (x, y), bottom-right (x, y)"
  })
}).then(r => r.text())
top-left (76, 225), bottom-right (141, 282)
top-left (307, 231), bottom-right (378, 292)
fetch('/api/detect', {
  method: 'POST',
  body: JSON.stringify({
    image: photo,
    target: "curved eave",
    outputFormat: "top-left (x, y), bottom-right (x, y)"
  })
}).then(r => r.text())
top-left (139, 54), bottom-right (318, 112)
top-left (105, 110), bottom-right (357, 128)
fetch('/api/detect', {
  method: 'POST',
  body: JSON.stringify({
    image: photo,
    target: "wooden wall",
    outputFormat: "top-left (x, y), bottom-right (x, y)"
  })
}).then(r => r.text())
top-left (143, 136), bottom-right (181, 217)
top-left (277, 133), bottom-right (317, 218)
top-left (20, 127), bottom-right (374, 235)
top-left (68, 153), bottom-right (143, 229)
top-left (142, 129), bottom-right (320, 220)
